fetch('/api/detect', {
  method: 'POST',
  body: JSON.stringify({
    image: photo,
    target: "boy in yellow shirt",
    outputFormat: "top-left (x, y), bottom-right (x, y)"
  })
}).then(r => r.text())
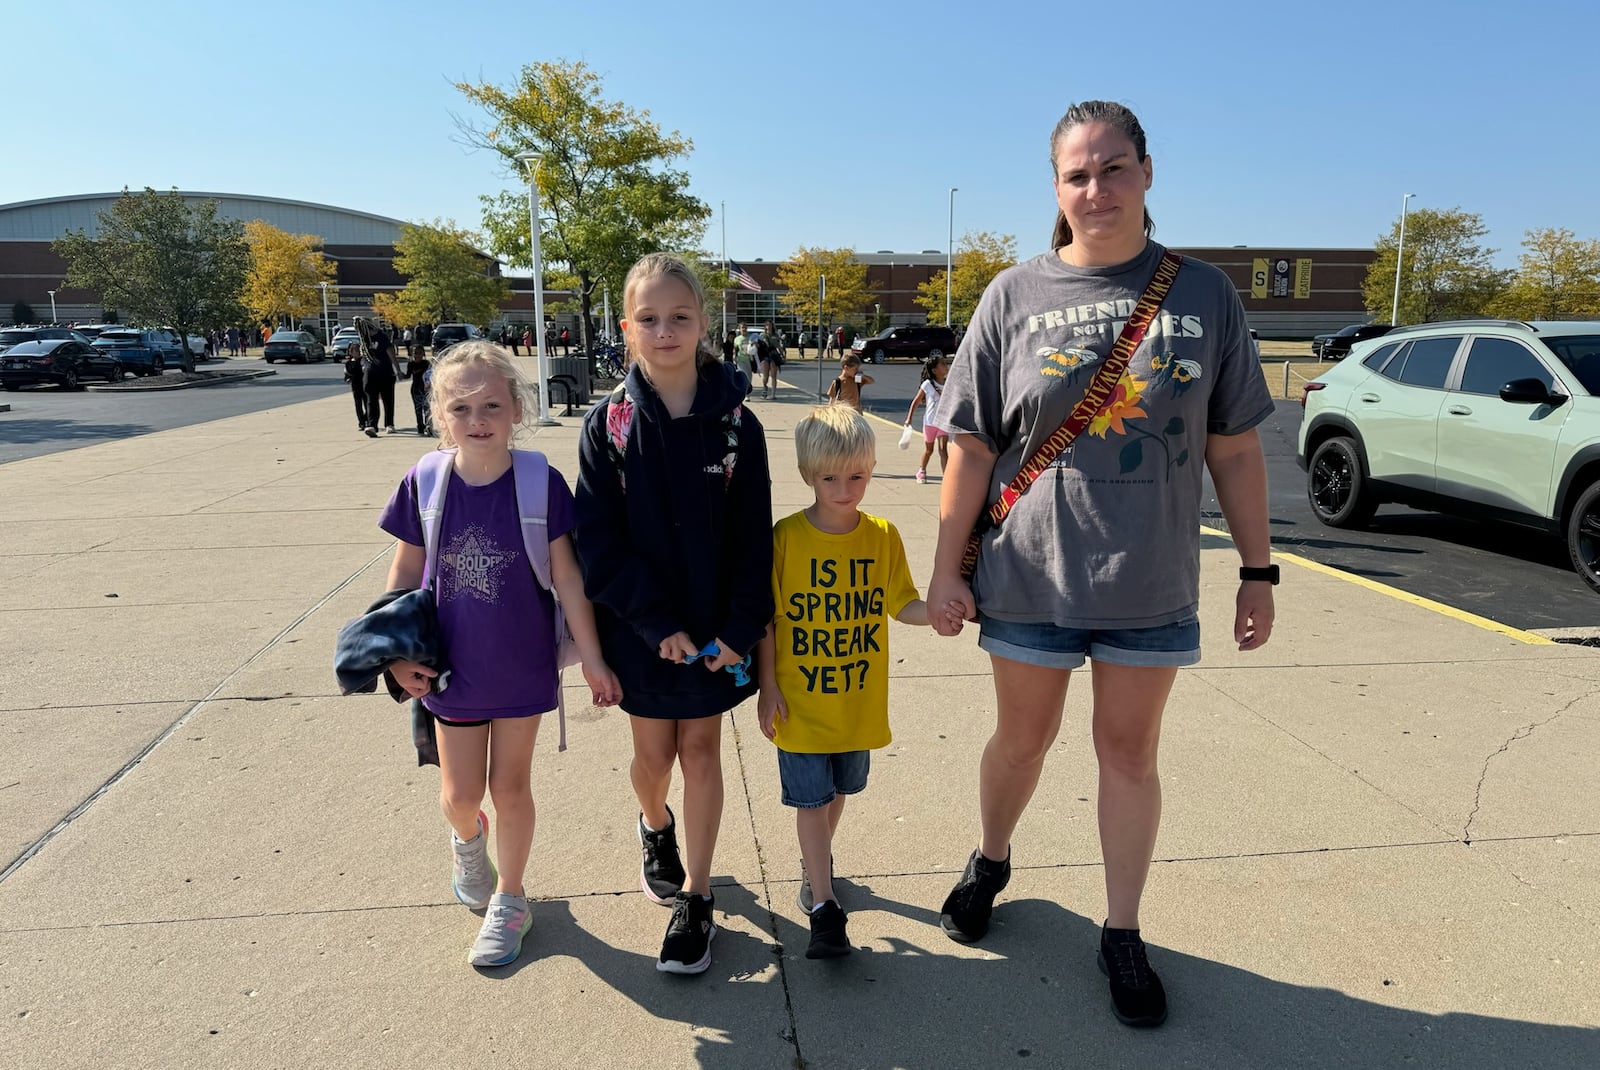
top-left (758, 405), bottom-right (958, 958)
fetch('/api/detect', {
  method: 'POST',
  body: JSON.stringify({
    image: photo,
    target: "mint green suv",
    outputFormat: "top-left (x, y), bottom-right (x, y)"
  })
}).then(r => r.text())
top-left (1297, 320), bottom-right (1600, 592)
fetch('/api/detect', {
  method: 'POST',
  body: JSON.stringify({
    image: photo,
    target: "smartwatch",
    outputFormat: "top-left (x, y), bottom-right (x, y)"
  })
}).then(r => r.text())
top-left (1239, 565), bottom-right (1280, 585)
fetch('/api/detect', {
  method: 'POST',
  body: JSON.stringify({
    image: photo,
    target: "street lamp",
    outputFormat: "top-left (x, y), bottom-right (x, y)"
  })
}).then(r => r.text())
top-left (946, 187), bottom-right (958, 326)
top-left (874, 302), bottom-right (881, 332)
top-left (46, 290), bottom-right (57, 324)
top-left (318, 281), bottom-right (330, 348)
top-left (516, 150), bottom-right (557, 426)
top-left (1391, 193), bottom-right (1416, 326)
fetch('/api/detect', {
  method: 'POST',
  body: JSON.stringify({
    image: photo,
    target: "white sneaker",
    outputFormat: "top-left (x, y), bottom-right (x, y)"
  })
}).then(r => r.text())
top-left (468, 892), bottom-right (532, 967)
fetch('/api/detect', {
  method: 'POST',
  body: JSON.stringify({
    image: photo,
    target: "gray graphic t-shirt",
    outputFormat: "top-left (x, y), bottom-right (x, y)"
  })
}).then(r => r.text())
top-left (939, 242), bottom-right (1273, 629)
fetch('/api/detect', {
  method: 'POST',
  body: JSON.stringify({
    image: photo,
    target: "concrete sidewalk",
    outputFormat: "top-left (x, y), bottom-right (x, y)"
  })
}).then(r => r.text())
top-left (1, 378), bottom-right (1596, 1070)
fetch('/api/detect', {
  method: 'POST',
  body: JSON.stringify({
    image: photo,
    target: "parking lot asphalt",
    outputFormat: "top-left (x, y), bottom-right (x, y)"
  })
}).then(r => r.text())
top-left (1, 370), bottom-right (1596, 1069)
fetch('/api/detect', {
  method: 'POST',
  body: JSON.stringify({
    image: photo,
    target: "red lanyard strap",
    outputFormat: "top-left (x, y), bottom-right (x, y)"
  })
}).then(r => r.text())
top-left (960, 249), bottom-right (1182, 580)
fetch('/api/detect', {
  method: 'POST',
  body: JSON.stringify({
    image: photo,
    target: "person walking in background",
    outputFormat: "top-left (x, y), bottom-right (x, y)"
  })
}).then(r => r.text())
top-left (574, 254), bottom-right (774, 976)
top-left (522, 326), bottom-right (533, 354)
top-left (375, 341), bottom-right (620, 967)
top-left (926, 99), bottom-right (1276, 1029)
top-left (559, 326), bottom-right (571, 355)
top-left (825, 353), bottom-right (874, 412)
top-left (226, 326), bottom-right (239, 357)
top-left (756, 404), bottom-right (943, 959)
top-left (903, 354), bottom-right (950, 484)
top-left (342, 340), bottom-right (367, 432)
top-left (361, 323), bottom-right (399, 436)
top-left (408, 345), bottom-right (433, 436)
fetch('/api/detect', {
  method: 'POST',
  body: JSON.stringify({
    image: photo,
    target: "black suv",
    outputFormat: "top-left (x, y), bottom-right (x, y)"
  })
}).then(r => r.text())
top-left (1313, 323), bottom-right (1394, 361)
top-left (431, 323), bottom-right (480, 356)
top-left (854, 325), bottom-right (958, 364)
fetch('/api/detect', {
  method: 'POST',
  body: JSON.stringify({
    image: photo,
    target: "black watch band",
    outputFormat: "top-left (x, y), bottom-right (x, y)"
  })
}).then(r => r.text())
top-left (1239, 565), bottom-right (1280, 585)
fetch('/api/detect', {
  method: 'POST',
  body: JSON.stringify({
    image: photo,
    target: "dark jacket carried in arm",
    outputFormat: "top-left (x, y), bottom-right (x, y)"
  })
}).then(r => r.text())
top-left (575, 361), bottom-right (774, 718)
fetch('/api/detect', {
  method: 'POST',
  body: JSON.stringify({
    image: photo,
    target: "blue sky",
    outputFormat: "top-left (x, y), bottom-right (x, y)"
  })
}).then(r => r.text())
top-left (8, 0), bottom-right (1598, 270)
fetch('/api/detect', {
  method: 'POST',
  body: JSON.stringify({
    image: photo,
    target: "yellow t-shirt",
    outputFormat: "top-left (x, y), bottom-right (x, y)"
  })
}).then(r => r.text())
top-left (770, 509), bottom-right (920, 753)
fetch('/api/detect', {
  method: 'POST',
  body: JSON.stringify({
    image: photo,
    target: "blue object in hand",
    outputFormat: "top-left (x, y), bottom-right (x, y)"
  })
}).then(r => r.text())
top-left (684, 642), bottom-right (752, 687)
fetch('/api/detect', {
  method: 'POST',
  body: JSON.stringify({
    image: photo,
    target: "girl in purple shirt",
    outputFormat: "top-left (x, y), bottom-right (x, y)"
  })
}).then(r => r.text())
top-left (379, 341), bottom-right (621, 969)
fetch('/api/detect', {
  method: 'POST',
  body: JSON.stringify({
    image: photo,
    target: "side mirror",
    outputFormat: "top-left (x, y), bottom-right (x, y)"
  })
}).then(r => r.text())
top-left (1499, 378), bottom-right (1567, 406)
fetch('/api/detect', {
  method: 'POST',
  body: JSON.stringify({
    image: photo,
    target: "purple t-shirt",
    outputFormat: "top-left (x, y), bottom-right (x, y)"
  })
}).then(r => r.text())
top-left (378, 460), bottom-right (576, 720)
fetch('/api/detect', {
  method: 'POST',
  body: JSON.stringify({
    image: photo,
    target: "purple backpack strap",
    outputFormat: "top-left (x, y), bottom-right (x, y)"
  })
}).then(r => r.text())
top-left (414, 449), bottom-right (458, 589)
top-left (510, 449), bottom-right (578, 751)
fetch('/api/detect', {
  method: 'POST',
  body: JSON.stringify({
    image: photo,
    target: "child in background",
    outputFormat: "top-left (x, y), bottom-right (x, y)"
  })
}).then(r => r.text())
top-left (379, 341), bottom-right (621, 968)
top-left (903, 354), bottom-right (950, 484)
top-left (408, 345), bottom-right (433, 436)
top-left (574, 254), bottom-right (775, 975)
top-left (825, 353), bottom-right (874, 412)
top-left (757, 405), bottom-right (960, 958)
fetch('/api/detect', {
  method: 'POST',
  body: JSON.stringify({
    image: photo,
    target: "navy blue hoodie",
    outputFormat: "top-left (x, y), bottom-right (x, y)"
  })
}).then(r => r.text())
top-left (575, 360), bottom-right (774, 718)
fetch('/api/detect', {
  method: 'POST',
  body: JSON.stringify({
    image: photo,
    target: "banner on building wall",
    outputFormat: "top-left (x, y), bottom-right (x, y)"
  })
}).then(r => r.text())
top-left (1252, 257), bottom-right (1314, 299)
top-left (1294, 258), bottom-right (1313, 299)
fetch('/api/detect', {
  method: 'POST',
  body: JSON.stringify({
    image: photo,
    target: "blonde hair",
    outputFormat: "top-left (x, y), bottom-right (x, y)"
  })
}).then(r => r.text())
top-left (795, 404), bottom-right (876, 484)
top-left (622, 252), bottom-right (716, 368)
top-left (426, 340), bottom-right (533, 448)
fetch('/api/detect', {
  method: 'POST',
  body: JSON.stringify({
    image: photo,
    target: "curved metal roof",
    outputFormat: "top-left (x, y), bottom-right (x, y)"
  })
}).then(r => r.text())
top-left (0, 191), bottom-right (410, 245)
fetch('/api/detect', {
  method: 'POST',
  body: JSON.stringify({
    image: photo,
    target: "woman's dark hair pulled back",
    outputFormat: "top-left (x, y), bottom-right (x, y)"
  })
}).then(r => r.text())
top-left (1049, 100), bottom-right (1155, 249)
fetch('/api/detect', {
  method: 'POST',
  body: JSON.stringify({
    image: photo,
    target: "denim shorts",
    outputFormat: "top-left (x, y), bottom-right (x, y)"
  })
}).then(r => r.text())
top-left (777, 749), bottom-right (870, 809)
top-left (977, 614), bottom-right (1201, 670)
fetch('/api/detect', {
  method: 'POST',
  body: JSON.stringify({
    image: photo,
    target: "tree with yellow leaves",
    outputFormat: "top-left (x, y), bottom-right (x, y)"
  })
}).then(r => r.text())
top-left (915, 231), bottom-right (1016, 327)
top-left (243, 221), bottom-right (337, 331)
top-left (774, 247), bottom-right (874, 331)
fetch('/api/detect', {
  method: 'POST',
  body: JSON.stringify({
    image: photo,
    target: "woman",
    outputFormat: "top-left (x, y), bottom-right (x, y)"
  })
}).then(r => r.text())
top-left (927, 100), bottom-right (1276, 1029)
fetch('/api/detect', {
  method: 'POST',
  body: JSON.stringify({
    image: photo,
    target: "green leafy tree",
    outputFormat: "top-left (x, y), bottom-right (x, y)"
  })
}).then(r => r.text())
top-left (457, 60), bottom-right (711, 356)
top-left (773, 247), bottom-right (875, 337)
top-left (1486, 227), bottom-right (1600, 320)
top-left (371, 220), bottom-right (508, 327)
top-left (243, 221), bottom-right (338, 330)
top-left (1362, 207), bottom-right (1509, 324)
top-left (53, 187), bottom-right (249, 343)
top-left (915, 231), bottom-right (1017, 327)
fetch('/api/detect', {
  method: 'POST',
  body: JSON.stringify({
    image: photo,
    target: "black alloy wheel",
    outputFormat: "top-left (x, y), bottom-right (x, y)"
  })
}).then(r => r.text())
top-left (109, 362), bottom-right (124, 381)
top-left (1565, 481), bottom-right (1600, 594)
top-left (61, 367), bottom-right (80, 390)
top-left (871, 348), bottom-right (886, 364)
top-left (1307, 436), bottom-right (1377, 528)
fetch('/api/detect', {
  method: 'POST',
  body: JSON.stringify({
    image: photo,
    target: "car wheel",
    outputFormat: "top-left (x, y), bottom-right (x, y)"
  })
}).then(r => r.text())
top-left (109, 362), bottom-right (124, 382)
top-left (1565, 481), bottom-right (1600, 594)
top-left (1307, 436), bottom-right (1377, 528)
top-left (871, 348), bottom-right (886, 364)
top-left (61, 368), bottom-right (80, 391)
top-left (153, 356), bottom-right (165, 374)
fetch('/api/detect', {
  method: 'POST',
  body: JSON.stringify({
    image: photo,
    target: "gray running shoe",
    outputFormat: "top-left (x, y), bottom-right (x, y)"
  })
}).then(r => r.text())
top-left (468, 892), bottom-right (532, 967)
top-left (451, 811), bottom-right (497, 910)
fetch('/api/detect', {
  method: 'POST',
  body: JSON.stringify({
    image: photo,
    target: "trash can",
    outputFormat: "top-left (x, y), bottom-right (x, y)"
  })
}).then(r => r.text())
top-left (545, 355), bottom-right (591, 414)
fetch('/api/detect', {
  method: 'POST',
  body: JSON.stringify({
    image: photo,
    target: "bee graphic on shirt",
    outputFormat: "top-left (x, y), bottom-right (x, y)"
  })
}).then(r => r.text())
top-left (1148, 351), bottom-right (1203, 396)
top-left (1037, 344), bottom-right (1100, 381)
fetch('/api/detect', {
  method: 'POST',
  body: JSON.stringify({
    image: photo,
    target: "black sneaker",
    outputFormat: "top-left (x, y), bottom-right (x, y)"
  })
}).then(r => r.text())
top-left (638, 806), bottom-right (686, 906)
top-left (1097, 922), bottom-right (1168, 1027)
top-left (939, 848), bottom-right (1010, 942)
top-left (657, 892), bottom-right (716, 974)
top-left (805, 900), bottom-right (851, 959)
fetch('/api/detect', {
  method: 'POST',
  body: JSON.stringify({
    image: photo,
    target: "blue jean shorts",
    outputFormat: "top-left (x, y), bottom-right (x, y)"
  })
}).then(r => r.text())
top-left (977, 614), bottom-right (1201, 670)
top-left (777, 749), bottom-right (870, 809)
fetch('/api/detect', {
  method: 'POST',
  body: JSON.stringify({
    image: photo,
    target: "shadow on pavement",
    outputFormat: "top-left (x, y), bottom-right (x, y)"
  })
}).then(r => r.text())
top-left (0, 417), bottom-right (160, 444)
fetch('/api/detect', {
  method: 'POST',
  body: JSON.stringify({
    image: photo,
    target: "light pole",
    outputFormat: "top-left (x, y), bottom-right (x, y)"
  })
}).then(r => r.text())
top-left (46, 290), bottom-right (57, 324)
top-left (816, 274), bottom-right (827, 399)
top-left (1391, 193), bottom-right (1415, 326)
top-left (318, 281), bottom-right (330, 347)
top-left (874, 302), bottom-right (881, 332)
top-left (946, 187), bottom-right (958, 326)
top-left (516, 150), bottom-right (557, 426)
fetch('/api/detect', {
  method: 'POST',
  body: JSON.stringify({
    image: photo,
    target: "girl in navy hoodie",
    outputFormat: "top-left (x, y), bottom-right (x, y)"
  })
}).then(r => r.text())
top-left (575, 253), bottom-right (774, 975)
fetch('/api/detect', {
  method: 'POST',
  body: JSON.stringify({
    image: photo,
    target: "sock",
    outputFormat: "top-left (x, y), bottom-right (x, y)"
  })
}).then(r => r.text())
top-left (641, 814), bottom-right (666, 833)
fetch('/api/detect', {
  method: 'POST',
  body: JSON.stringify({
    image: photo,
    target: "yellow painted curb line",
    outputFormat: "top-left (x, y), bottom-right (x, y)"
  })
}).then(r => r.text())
top-left (1200, 524), bottom-right (1554, 645)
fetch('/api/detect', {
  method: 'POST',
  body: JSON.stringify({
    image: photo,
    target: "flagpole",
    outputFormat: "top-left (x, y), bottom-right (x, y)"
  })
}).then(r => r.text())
top-left (720, 200), bottom-right (728, 339)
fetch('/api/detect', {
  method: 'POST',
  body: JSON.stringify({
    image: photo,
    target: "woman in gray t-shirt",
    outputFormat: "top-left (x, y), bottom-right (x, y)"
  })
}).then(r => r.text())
top-left (928, 100), bottom-right (1277, 1029)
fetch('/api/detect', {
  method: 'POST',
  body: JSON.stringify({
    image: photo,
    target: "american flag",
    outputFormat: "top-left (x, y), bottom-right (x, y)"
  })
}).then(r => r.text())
top-left (727, 261), bottom-right (761, 292)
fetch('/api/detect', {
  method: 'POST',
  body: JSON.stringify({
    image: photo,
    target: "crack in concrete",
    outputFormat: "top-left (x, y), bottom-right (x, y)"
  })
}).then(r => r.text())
top-left (727, 711), bottom-right (806, 1070)
top-left (0, 544), bottom-right (394, 886)
top-left (1462, 691), bottom-right (1591, 844)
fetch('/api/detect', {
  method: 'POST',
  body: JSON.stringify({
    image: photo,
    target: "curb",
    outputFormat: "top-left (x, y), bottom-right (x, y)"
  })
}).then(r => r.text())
top-left (86, 369), bottom-right (278, 393)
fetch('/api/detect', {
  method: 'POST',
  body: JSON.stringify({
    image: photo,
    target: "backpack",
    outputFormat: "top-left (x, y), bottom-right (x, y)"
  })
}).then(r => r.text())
top-left (414, 448), bottom-right (580, 750)
top-left (604, 382), bottom-right (740, 493)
